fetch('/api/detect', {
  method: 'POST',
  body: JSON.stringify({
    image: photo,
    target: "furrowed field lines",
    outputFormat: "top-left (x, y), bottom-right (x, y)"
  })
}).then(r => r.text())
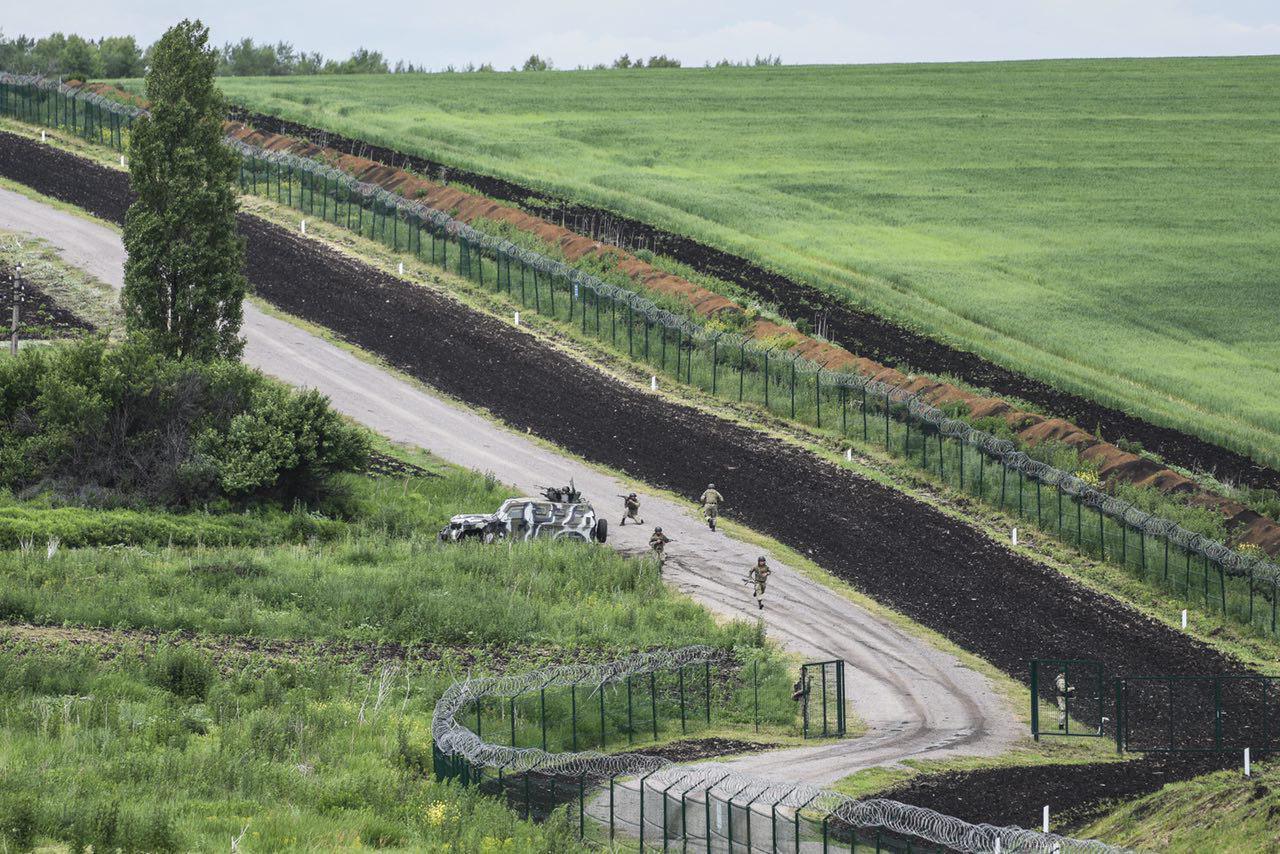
top-left (216, 57), bottom-right (1280, 466)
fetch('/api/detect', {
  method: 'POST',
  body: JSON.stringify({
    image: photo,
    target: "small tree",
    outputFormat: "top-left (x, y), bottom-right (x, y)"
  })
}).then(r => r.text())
top-left (122, 20), bottom-right (246, 361)
top-left (522, 54), bottom-right (550, 72)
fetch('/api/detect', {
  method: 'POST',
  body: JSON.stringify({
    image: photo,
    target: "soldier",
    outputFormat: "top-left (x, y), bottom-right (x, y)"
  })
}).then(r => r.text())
top-left (699, 483), bottom-right (724, 531)
top-left (748, 556), bottom-right (771, 609)
top-left (1056, 670), bottom-right (1075, 730)
top-left (649, 526), bottom-right (671, 565)
top-left (621, 493), bottom-right (643, 526)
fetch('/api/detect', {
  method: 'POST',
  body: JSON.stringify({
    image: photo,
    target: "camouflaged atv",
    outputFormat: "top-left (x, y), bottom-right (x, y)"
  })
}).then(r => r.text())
top-left (438, 485), bottom-right (608, 545)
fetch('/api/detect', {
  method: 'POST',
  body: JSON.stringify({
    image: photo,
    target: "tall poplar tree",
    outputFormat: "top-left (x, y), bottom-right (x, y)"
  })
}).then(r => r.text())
top-left (122, 19), bottom-right (246, 361)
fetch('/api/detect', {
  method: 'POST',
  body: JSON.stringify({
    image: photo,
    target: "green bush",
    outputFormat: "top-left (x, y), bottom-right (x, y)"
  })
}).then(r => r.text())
top-left (146, 647), bottom-right (216, 700)
top-left (0, 339), bottom-right (368, 508)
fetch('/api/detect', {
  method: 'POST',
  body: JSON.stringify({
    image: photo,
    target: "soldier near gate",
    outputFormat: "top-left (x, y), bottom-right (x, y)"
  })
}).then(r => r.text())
top-left (1056, 671), bottom-right (1075, 730)
top-left (748, 556), bottom-right (771, 609)
top-left (699, 483), bottom-right (724, 531)
top-left (649, 526), bottom-right (671, 566)
top-left (620, 493), bottom-right (643, 526)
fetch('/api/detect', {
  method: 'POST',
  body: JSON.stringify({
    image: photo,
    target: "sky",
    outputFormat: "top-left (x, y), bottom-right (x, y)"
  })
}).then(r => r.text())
top-left (6, 0), bottom-right (1280, 69)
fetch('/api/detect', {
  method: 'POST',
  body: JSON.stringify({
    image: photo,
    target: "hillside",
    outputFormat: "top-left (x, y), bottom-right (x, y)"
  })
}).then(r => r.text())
top-left (217, 56), bottom-right (1280, 467)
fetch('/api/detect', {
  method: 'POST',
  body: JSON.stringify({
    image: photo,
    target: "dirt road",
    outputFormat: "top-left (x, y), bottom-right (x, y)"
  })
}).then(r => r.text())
top-left (0, 184), bottom-right (1020, 785)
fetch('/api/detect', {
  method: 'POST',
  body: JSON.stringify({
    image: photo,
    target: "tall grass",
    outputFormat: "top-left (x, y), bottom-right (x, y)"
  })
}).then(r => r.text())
top-left (0, 644), bottom-right (582, 852)
top-left (218, 57), bottom-right (1280, 466)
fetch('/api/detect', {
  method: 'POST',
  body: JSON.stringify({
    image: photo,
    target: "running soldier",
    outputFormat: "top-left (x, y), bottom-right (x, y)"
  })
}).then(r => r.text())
top-left (748, 556), bottom-right (771, 609)
top-left (1056, 670), bottom-right (1074, 730)
top-left (621, 493), bottom-right (643, 526)
top-left (649, 527), bottom-right (671, 565)
top-left (699, 483), bottom-right (724, 531)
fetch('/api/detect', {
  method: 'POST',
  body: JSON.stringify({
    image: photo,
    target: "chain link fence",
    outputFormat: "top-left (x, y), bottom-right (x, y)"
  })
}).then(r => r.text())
top-left (0, 73), bottom-right (140, 150)
top-left (5, 74), bottom-right (1276, 641)
top-left (434, 646), bottom-right (1126, 853)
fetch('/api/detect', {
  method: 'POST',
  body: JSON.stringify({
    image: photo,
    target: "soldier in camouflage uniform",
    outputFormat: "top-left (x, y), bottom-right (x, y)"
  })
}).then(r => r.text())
top-left (1056, 671), bottom-right (1074, 730)
top-left (699, 483), bottom-right (724, 531)
top-left (621, 493), bottom-right (643, 526)
top-left (649, 527), bottom-right (671, 566)
top-left (749, 556), bottom-right (771, 609)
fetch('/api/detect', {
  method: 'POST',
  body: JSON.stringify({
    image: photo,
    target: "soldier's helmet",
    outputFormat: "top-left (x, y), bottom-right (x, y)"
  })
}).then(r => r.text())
top-left (629, 492), bottom-right (637, 498)
top-left (655, 527), bottom-right (663, 533)
top-left (757, 556), bottom-right (767, 564)
top-left (708, 483), bottom-right (715, 489)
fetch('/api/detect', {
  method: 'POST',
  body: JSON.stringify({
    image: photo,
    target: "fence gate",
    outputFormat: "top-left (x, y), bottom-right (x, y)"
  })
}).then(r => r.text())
top-left (1030, 659), bottom-right (1105, 740)
top-left (798, 660), bottom-right (846, 739)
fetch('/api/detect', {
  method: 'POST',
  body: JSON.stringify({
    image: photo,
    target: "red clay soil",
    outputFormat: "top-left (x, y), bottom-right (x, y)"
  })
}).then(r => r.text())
top-left (218, 120), bottom-right (1280, 557)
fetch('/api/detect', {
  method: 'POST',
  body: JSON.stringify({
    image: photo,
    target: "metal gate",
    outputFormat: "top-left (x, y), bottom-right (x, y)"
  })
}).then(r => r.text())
top-left (1030, 659), bottom-right (1105, 740)
top-left (798, 660), bottom-right (846, 739)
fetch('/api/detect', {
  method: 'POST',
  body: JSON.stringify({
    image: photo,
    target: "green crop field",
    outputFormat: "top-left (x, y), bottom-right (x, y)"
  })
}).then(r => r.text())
top-left (216, 57), bottom-right (1280, 467)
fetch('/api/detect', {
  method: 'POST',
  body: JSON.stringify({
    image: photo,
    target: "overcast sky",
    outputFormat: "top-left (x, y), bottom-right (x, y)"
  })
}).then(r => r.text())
top-left (7, 0), bottom-right (1280, 69)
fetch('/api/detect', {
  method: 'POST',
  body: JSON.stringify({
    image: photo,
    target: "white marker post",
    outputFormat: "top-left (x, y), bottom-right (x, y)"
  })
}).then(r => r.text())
top-left (398, 262), bottom-right (404, 276)
top-left (41, 130), bottom-right (46, 142)
top-left (846, 448), bottom-right (853, 462)
top-left (995, 839), bottom-right (1001, 854)
top-left (120, 155), bottom-right (125, 167)
top-left (513, 311), bottom-right (520, 326)
top-left (300, 219), bottom-right (307, 235)
top-left (1042, 805), bottom-right (1049, 833)
top-left (1012, 527), bottom-right (1018, 546)
top-left (650, 376), bottom-right (658, 391)
top-left (1245, 747), bottom-right (1251, 777)
top-left (1182, 609), bottom-right (1188, 629)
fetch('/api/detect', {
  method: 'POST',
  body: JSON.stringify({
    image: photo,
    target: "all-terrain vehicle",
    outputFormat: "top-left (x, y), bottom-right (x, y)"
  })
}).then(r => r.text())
top-left (438, 483), bottom-right (608, 545)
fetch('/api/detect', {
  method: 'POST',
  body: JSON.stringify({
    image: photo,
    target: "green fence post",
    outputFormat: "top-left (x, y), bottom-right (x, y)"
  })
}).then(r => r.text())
top-left (651, 670), bottom-right (659, 740)
top-left (789, 358), bottom-right (796, 419)
top-left (712, 335), bottom-right (719, 394)
top-left (1030, 660), bottom-right (1040, 740)
top-left (600, 684), bottom-right (607, 749)
top-left (679, 666), bottom-right (687, 734)
top-left (705, 660), bottom-right (712, 725)
top-left (540, 687), bottom-right (547, 751)
top-left (861, 387), bottom-right (869, 441)
top-left (884, 390), bottom-right (891, 450)
top-left (763, 349), bottom-right (771, 409)
top-left (627, 675), bottom-right (634, 744)
top-left (738, 342), bottom-right (746, 402)
top-left (1099, 507), bottom-right (1105, 560)
top-left (571, 682), bottom-right (578, 751)
top-left (998, 461), bottom-right (1007, 509)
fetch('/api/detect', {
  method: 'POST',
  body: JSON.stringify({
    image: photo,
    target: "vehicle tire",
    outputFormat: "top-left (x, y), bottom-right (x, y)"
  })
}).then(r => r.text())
top-left (593, 519), bottom-right (608, 544)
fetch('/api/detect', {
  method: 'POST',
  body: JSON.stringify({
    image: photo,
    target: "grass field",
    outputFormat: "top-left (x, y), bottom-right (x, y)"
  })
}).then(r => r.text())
top-left (0, 454), bottom-right (792, 851)
top-left (216, 57), bottom-right (1280, 467)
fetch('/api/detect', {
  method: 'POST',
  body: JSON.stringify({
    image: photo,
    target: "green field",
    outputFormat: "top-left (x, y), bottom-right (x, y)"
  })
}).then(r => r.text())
top-left (217, 57), bottom-right (1280, 467)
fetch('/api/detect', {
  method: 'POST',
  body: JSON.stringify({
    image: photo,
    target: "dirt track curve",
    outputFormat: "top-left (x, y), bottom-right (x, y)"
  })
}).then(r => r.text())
top-left (231, 108), bottom-right (1280, 494)
top-left (0, 131), bottom-right (1252, 827)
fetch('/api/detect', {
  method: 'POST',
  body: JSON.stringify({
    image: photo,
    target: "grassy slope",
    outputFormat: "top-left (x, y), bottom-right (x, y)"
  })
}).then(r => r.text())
top-left (215, 57), bottom-right (1280, 466)
top-left (1077, 761), bottom-right (1280, 851)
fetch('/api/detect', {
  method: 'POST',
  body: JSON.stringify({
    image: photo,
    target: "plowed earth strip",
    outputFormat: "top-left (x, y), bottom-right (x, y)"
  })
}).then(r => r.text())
top-left (0, 131), bottom-right (1252, 827)
top-left (231, 109), bottom-right (1280, 493)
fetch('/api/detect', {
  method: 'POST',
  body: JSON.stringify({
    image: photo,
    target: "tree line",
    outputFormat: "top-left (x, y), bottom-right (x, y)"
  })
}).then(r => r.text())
top-left (0, 31), bottom-right (395, 79)
top-left (1, 30), bottom-right (782, 79)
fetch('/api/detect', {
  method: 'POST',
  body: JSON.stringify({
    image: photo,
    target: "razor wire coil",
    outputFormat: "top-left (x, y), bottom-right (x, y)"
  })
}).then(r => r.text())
top-left (433, 646), bottom-right (1128, 854)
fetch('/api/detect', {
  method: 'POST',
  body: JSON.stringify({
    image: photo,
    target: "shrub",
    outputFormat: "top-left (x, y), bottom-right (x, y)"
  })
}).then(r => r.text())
top-left (0, 339), bottom-right (368, 508)
top-left (146, 646), bottom-right (216, 700)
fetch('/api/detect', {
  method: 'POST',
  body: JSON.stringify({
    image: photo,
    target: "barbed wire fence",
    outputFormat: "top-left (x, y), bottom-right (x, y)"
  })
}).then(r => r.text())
top-left (433, 646), bottom-right (1128, 853)
top-left (6, 74), bottom-right (1278, 641)
top-left (0, 73), bottom-right (139, 150)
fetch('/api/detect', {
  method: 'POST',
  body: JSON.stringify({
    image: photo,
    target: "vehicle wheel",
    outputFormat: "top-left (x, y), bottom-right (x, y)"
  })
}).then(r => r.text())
top-left (593, 519), bottom-right (608, 544)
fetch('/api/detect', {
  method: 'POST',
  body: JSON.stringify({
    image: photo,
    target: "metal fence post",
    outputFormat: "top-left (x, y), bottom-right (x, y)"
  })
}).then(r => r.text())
top-left (705, 661), bottom-right (712, 725)
top-left (1031, 660), bottom-right (1040, 740)
top-left (679, 666), bottom-right (687, 734)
